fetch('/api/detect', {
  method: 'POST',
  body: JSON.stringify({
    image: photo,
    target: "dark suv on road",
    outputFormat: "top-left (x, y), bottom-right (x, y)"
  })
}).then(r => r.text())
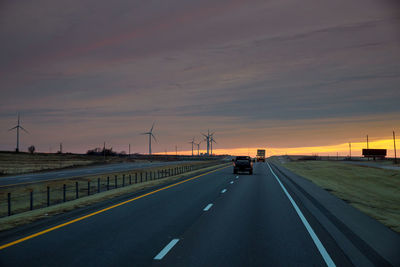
top-left (233, 156), bottom-right (253, 175)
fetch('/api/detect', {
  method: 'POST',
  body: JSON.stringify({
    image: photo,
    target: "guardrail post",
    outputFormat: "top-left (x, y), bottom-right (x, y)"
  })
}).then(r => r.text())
top-left (8, 193), bottom-right (11, 216)
top-left (98, 178), bottom-right (100, 193)
top-left (76, 182), bottom-right (79, 199)
top-left (30, 190), bottom-right (33, 210)
top-left (107, 176), bottom-right (110, 190)
top-left (115, 175), bottom-right (117, 188)
top-left (47, 186), bottom-right (50, 206)
top-left (88, 180), bottom-right (90, 196)
top-left (63, 184), bottom-right (66, 202)
top-left (123, 174), bottom-right (125, 187)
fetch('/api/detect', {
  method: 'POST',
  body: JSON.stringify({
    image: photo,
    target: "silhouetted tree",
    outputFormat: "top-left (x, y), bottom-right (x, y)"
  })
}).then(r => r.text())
top-left (28, 145), bottom-right (35, 154)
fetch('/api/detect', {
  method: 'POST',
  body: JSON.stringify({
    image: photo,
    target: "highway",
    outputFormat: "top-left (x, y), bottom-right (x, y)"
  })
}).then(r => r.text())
top-left (0, 161), bottom-right (192, 187)
top-left (0, 162), bottom-right (399, 266)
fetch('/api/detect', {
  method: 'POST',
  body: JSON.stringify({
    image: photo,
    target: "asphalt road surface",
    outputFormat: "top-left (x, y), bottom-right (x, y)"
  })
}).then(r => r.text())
top-left (0, 163), bottom-right (398, 266)
top-left (0, 161), bottom-right (192, 187)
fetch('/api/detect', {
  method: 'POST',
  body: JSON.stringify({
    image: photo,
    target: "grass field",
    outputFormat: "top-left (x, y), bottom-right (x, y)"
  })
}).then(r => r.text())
top-left (0, 152), bottom-right (122, 175)
top-left (282, 160), bottom-right (400, 233)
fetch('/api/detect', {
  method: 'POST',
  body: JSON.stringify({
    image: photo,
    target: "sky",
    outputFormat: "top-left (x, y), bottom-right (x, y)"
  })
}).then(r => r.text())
top-left (1, 0), bottom-right (399, 157)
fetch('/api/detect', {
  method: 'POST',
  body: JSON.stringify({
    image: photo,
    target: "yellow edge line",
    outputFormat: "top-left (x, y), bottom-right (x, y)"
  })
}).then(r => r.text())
top-left (0, 165), bottom-right (229, 250)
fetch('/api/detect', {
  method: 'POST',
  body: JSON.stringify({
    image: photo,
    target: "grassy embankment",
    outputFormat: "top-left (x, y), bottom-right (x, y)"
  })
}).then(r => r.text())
top-left (281, 160), bottom-right (400, 233)
top-left (0, 161), bottom-right (230, 231)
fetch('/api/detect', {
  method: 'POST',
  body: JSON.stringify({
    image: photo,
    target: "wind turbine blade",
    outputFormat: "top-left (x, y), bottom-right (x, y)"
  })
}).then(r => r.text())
top-left (140, 132), bottom-right (150, 135)
top-left (20, 126), bottom-right (29, 134)
top-left (8, 126), bottom-right (17, 131)
top-left (150, 121), bottom-right (155, 132)
top-left (152, 133), bottom-right (157, 143)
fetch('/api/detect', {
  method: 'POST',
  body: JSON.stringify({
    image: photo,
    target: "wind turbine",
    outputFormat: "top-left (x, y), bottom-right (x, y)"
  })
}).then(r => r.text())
top-left (141, 122), bottom-right (157, 155)
top-left (195, 141), bottom-right (201, 156)
top-left (8, 113), bottom-right (28, 152)
top-left (201, 130), bottom-right (213, 156)
top-left (188, 137), bottom-right (195, 156)
top-left (210, 134), bottom-right (217, 156)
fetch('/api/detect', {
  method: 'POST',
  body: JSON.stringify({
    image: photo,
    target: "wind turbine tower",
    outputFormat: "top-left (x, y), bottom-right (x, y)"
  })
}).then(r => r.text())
top-left (141, 122), bottom-right (157, 155)
top-left (8, 113), bottom-right (29, 152)
top-left (189, 137), bottom-right (195, 156)
top-left (195, 141), bottom-right (201, 156)
top-left (210, 134), bottom-right (217, 156)
top-left (201, 130), bottom-right (213, 156)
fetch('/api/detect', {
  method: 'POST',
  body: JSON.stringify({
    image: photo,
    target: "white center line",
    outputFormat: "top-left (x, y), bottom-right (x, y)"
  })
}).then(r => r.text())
top-left (266, 163), bottom-right (335, 267)
top-left (154, 239), bottom-right (179, 260)
top-left (221, 189), bottom-right (227, 193)
top-left (230, 181), bottom-right (234, 184)
top-left (203, 203), bottom-right (213, 211)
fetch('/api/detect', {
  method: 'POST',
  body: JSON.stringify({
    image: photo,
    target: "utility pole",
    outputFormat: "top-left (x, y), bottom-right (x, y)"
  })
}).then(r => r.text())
top-left (175, 145), bottom-right (178, 156)
top-left (349, 142), bottom-right (352, 160)
top-left (59, 143), bottom-right (63, 154)
top-left (129, 144), bottom-right (131, 157)
top-left (367, 135), bottom-right (369, 161)
top-left (394, 131), bottom-right (397, 164)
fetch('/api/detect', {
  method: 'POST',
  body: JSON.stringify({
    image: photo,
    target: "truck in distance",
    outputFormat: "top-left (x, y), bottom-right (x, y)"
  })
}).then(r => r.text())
top-left (256, 149), bottom-right (266, 162)
top-left (233, 156), bottom-right (253, 175)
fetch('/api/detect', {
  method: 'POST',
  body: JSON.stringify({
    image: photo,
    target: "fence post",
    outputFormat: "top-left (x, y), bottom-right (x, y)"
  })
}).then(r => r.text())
top-left (129, 174), bottom-right (132, 185)
top-left (30, 190), bottom-right (33, 210)
top-left (107, 176), bottom-right (110, 190)
top-left (98, 178), bottom-right (100, 193)
top-left (150, 172), bottom-right (152, 180)
top-left (123, 174), bottom-right (125, 187)
top-left (115, 175), bottom-right (117, 188)
top-left (76, 182), bottom-right (79, 199)
top-left (47, 186), bottom-right (50, 207)
top-left (140, 173), bottom-right (143, 183)
top-left (135, 173), bottom-right (137, 184)
top-left (63, 184), bottom-right (66, 202)
top-left (8, 193), bottom-right (11, 216)
top-left (88, 180), bottom-right (90, 196)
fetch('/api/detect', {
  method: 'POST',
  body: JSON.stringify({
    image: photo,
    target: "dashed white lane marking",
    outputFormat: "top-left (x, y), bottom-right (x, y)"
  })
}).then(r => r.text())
top-left (266, 162), bottom-right (335, 267)
top-left (203, 203), bottom-right (213, 211)
top-left (221, 189), bottom-right (227, 193)
top-left (236, 176), bottom-right (239, 179)
top-left (154, 239), bottom-right (180, 260)
top-left (230, 181), bottom-right (234, 184)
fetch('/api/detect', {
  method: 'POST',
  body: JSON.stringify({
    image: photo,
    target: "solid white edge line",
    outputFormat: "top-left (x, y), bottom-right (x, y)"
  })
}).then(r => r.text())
top-left (154, 239), bottom-right (180, 260)
top-left (266, 162), bottom-right (336, 267)
top-left (203, 203), bottom-right (213, 211)
top-left (221, 189), bottom-right (227, 193)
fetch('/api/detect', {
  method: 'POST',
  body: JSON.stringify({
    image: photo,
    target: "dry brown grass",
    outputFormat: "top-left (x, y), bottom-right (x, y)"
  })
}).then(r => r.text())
top-left (282, 160), bottom-right (400, 233)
